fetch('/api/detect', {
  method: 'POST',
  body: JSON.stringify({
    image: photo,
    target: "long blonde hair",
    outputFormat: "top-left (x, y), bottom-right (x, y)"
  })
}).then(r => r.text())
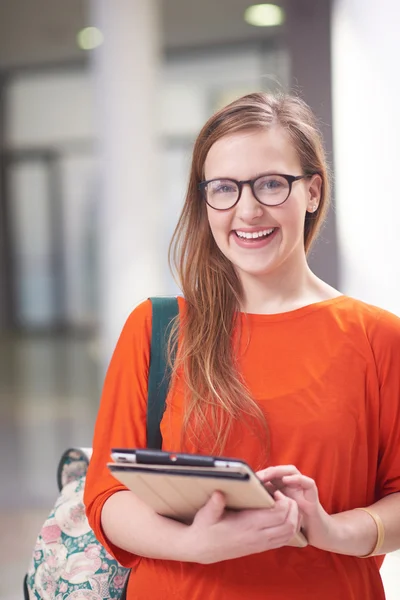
top-left (169, 92), bottom-right (331, 454)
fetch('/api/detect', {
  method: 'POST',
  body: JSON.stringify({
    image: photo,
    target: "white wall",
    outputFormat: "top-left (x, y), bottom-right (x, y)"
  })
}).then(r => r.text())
top-left (332, 0), bottom-right (400, 315)
top-left (6, 70), bottom-right (95, 148)
top-left (8, 161), bottom-right (56, 326)
top-left (59, 154), bottom-right (98, 326)
top-left (4, 44), bottom-right (290, 330)
top-left (6, 46), bottom-right (289, 150)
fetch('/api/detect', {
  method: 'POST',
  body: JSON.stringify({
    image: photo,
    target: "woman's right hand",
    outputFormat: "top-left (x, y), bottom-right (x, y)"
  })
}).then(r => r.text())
top-left (185, 490), bottom-right (301, 564)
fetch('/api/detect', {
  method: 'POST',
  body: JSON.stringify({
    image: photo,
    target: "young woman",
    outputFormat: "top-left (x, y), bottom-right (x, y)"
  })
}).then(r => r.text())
top-left (84, 92), bottom-right (400, 599)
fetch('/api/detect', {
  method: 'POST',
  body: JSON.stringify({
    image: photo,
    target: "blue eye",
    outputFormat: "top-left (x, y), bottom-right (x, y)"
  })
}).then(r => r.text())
top-left (216, 184), bottom-right (236, 193)
top-left (264, 179), bottom-right (283, 189)
top-left (209, 180), bottom-right (238, 195)
top-left (256, 175), bottom-right (288, 195)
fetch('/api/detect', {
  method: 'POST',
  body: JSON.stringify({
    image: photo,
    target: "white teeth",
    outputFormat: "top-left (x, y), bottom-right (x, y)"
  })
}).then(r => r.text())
top-left (236, 228), bottom-right (275, 239)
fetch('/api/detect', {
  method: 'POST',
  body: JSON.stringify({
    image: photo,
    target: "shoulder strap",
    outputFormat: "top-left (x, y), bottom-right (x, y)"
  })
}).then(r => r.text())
top-left (147, 296), bottom-right (179, 449)
top-left (119, 297), bottom-right (180, 600)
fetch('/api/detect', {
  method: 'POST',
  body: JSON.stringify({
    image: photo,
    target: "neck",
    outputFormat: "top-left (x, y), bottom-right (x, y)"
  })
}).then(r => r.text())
top-left (238, 252), bottom-right (338, 314)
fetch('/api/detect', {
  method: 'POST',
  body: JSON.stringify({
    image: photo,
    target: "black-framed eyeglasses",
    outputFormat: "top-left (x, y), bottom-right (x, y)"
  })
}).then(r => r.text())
top-left (198, 173), bottom-right (315, 211)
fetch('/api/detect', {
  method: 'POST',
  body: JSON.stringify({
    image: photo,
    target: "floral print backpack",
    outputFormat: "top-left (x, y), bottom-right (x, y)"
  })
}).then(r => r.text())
top-left (25, 447), bottom-right (130, 600)
top-left (24, 297), bottom-right (179, 600)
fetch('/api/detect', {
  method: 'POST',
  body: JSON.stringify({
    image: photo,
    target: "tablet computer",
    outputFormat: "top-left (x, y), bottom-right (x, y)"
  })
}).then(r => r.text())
top-left (108, 449), bottom-right (307, 548)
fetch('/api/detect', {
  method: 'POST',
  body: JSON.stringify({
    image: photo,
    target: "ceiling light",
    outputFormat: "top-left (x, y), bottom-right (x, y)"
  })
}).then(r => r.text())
top-left (244, 4), bottom-right (285, 27)
top-left (77, 27), bottom-right (104, 51)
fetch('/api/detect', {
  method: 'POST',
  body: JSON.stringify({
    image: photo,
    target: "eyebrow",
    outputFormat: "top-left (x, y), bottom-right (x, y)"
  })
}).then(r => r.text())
top-left (205, 171), bottom-right (282, 181)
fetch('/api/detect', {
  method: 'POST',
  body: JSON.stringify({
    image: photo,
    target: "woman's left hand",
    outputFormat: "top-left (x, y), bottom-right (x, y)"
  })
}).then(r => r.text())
top-left (256, 465), bottom-right (338, 550)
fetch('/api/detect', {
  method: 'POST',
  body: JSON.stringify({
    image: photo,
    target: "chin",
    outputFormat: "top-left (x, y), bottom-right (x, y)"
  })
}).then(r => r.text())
top-left (234, 261), bottom-right (278, 279)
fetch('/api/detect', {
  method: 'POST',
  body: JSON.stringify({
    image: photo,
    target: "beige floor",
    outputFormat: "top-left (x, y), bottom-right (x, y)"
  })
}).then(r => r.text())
top-left (0, 333), bottom-right (100, 600)
top-left (0, 334), bottom-right (399, 600)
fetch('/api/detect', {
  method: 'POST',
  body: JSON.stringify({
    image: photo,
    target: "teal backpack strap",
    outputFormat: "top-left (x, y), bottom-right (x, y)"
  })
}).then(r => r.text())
top-left (121, 297), bottom-right (180, 600)
top-left (147, 296), bottom-right (179, 449)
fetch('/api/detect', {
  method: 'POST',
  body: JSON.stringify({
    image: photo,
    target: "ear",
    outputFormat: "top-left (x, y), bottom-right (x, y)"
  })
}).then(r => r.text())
top-left (306, 174), bottom-right (322, 214)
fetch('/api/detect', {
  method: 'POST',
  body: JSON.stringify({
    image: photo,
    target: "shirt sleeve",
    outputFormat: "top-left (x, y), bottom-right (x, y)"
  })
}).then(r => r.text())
top-left (370, 308), bottom-right (400, 498)
top-left (84, 299), bottom-right (152, 569)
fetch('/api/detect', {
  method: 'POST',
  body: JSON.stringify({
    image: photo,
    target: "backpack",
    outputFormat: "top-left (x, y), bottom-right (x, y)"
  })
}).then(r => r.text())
top-left (24, 296), bottom-right (179, 600)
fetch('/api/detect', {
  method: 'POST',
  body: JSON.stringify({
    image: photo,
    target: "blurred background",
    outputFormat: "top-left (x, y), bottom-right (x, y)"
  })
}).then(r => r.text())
top-left (0, 0), bottom-right (399, 598)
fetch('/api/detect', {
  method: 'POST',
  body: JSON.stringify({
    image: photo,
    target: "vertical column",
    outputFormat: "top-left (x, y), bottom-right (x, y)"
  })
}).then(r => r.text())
top-left (0, 73), bottom-right (11, 331)
top-left (332, 0), bottom-right (400, 313)
top-left (90, 0), bottom-right (165, 360)
top-left (283, 0), bottom-right (339, 288)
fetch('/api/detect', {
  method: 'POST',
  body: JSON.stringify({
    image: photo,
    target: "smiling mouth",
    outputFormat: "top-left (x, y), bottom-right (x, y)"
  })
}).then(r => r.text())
top-left (234, 228), bottom-right (276, 240)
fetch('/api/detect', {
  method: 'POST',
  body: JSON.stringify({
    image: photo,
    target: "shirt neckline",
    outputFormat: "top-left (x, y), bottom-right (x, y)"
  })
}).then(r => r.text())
top-left (239, 295), bottom-right (349, 323)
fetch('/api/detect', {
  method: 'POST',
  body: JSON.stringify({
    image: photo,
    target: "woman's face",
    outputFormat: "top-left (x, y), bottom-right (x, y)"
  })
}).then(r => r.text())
top-left (203, 126), bottom-right (321, 281)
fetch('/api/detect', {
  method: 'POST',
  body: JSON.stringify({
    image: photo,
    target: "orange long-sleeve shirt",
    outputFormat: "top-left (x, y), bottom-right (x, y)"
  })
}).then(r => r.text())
top-left (84, 296), bottom-right (400, 599)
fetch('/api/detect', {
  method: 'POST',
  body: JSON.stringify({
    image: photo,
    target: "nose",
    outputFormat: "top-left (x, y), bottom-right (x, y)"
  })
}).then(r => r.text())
top-left (236, 183), bottom-right (264, 221)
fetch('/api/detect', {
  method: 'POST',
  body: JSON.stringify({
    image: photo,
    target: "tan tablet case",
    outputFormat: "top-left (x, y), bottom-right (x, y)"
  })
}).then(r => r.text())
top-left (108, 463), bottom-right (307, 548)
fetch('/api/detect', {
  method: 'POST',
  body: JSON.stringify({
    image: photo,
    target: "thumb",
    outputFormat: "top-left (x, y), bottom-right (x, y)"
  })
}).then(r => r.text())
top-left (195, 491), bottom-right (226, 526)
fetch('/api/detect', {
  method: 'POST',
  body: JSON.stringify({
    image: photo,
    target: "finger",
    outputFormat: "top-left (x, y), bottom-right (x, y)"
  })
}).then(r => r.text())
top-left (196, 491), bottom-right (226, 525)
top-left (260, 499), bottom-right (299, 539)
top-left (272, 490), bottom-right (293, 518)
top-left (269, 478), bottom-right (286, 492)
top-left (264, 481), bottom-right (277, 495)
top-left (282, 494), bottom-right (300, 534)
top-left (273, 489), bottom-right (300, 506)
top-left (265, 531), bottom-right (299, 549)
top-left (282, 474), bottom-right (316, 489)
top-left (285, 494), bottom-right (300, 526)
top-left (273, 489), bottom-right (289, 502)
top-left (298, 509), bottom-right (304, 530)
top-left (257, 465), bottom-right (300, 482)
